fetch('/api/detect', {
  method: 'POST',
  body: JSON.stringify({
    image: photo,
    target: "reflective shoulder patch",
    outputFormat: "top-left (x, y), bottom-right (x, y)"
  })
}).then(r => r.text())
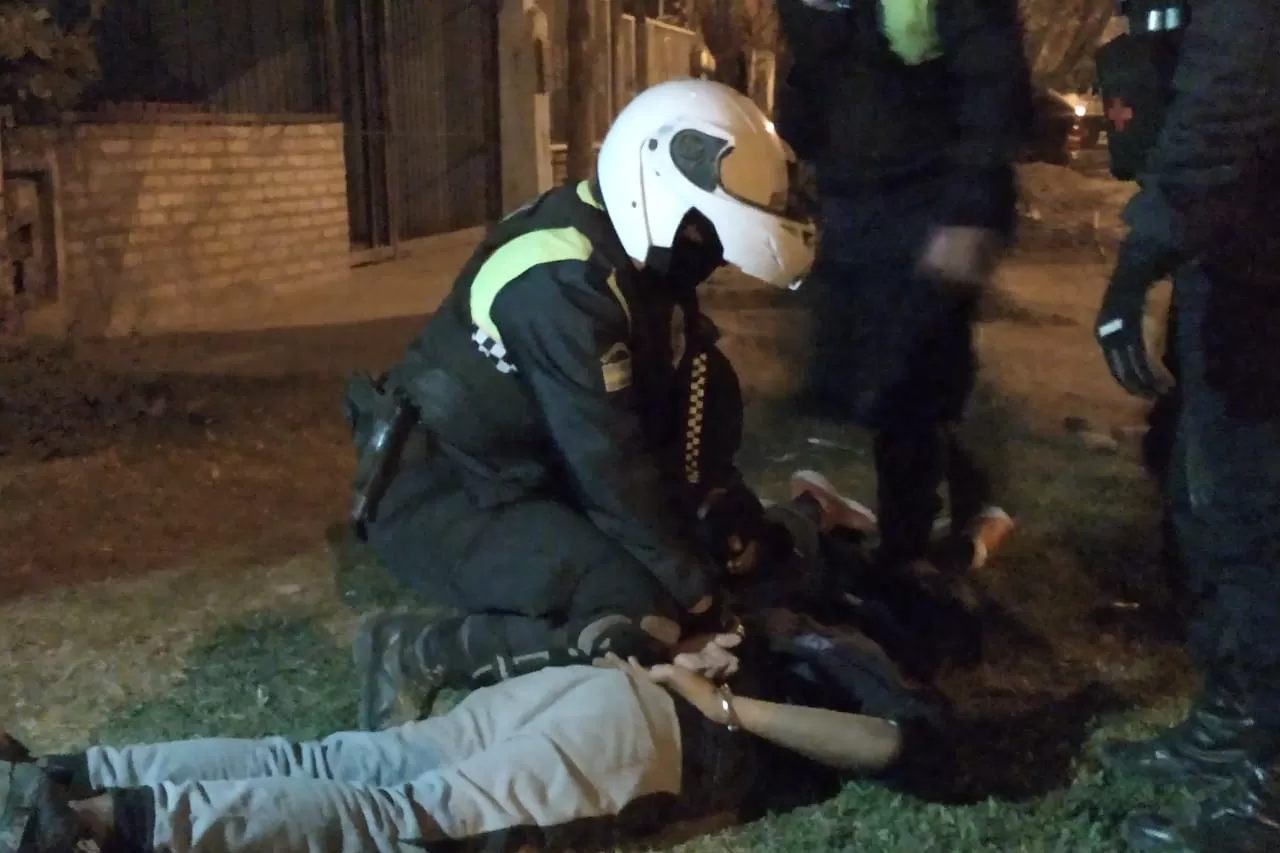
top-left (600, 341), bottom-right (633, 393)
top-left (879, 0), bottom-right (942, 65)
top-left (470, 226), bottom-right (595, 342)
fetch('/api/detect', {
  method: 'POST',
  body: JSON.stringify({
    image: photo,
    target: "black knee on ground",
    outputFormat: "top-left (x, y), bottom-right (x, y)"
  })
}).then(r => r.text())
top-left (572, 614), bottom-right (671, 666)
top-left (38, 753), bottom-right (96, 801)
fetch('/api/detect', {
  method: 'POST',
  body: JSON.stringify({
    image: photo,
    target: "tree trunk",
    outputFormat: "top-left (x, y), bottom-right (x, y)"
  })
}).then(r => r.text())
top-left (609, 0), bottom-right (624, 118)
top-left (1020, 0), bottom-right (1115, 88)
top-left (1053, 2), bottom-right (1116, 89)
top-left (564, 0), bottom-right (594, 181)
top-left (634, 0), bottom-right (650, 90)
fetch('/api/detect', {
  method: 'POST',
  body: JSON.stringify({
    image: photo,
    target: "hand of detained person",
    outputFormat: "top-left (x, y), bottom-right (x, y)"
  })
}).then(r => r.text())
top-left (672, 631), bottom-right (743, 680)
top-left (917, 226), bottom-right (1003, 293)
top-left (594, 653), bottom-right (732, 724)
top-left (1096, 238), bottom-right (1177, 399)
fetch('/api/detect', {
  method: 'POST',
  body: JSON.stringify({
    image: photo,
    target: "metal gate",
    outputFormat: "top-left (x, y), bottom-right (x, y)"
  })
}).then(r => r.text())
top-left (96, 0), bottom-right (329, 111)
top-left (342, 0), bottom-right (503, 253)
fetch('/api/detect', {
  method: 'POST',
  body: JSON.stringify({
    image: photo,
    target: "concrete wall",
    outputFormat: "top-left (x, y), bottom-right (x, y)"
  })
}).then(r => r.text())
top-left (544, 1), bottom-right (705, 144)
top-left (499, 0), bottom-right (554, 212)
top-left (5, 115), bottom-right (350, 338)
top-left (645, 19), bottom-right (703, 87)
top-left (546, 13), bottom-right (705, 183)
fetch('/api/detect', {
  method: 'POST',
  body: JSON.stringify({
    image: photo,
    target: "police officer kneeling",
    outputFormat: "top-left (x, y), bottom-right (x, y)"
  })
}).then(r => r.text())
top-left (341, 79), bottom-right (814, 731)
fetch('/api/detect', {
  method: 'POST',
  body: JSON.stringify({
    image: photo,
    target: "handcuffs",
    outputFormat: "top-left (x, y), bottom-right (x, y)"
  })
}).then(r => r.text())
top-left (717, 682), bottom-right (742, 732)
top-left (715, 621), bottom-right (745, 734)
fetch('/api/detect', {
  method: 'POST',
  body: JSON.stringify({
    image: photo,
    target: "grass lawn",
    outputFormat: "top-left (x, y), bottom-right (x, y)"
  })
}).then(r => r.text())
top-left (0, 256), bottom-right (1197, 852)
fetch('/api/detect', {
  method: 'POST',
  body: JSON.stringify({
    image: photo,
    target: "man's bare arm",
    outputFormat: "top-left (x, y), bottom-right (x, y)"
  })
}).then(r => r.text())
top-left (733, 695), bottom-right (902, 773)
top-left (601, 652), bottom-right (904, 774)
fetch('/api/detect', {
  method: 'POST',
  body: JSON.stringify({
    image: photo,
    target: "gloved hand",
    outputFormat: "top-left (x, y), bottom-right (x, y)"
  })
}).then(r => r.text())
top-left (1096, 238), bottom-right (1179, 399)
top-left (694, 484), bottom-right (776, 576)
top-left (684, 592), bottom-right (742, 638)
top-left (917, 226), bottom-right (1004, 294)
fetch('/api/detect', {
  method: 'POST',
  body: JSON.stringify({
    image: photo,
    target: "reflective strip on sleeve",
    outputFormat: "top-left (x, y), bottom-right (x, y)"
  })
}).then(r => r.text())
top-left (469, 226), bottom-right (595, 342)
top-left (469, 192), bottom-right (632, 345)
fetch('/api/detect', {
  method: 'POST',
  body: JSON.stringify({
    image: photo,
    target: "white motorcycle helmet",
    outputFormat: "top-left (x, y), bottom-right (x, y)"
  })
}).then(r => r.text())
top-left (595, 78), bottom-right (815, 289)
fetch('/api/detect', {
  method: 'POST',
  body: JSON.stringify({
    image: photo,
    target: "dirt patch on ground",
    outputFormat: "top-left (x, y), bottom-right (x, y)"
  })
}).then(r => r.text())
top-left (0, 316), bottom-right (438, 600)
top-left (1015, 163), bottom-right (1137, 254)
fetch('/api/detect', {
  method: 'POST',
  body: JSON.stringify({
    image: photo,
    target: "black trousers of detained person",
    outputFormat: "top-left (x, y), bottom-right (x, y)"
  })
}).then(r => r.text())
top-left (364, 345), bottom-right (745, 667)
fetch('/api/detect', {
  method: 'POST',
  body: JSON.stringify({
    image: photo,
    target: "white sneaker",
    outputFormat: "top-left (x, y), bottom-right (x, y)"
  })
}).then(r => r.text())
top-left (965, 506), bottom-right (1015, 569)
top-left (789, 469), bottom-right (878, 533)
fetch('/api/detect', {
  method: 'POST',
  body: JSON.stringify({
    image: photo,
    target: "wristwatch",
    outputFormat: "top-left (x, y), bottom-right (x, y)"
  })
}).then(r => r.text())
top-left (716, 683), bottom-right (741, 731)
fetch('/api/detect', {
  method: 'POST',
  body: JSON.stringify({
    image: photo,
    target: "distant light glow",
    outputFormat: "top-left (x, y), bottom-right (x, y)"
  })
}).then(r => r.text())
top-left (1073, 104), bottom-right (1087, 117)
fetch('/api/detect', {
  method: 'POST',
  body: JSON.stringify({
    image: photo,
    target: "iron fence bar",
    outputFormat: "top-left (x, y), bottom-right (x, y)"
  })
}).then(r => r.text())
top-left (377, 0), bottom-right (401, 254)
top-left (322, 0), bottom-right (344, 114)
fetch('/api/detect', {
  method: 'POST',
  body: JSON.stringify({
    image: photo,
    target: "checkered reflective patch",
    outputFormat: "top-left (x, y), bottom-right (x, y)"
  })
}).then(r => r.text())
top-left (471, 325), bottom-right (518, 374)
top-left (684, 352), bottom-right (709, 485)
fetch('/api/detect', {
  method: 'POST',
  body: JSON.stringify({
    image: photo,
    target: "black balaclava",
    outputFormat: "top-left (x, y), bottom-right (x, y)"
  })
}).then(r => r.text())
top-left (642, 207), bottom-right (727, 300)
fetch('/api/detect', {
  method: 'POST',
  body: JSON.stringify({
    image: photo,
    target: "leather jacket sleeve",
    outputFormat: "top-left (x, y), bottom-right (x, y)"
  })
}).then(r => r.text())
top-left (938, 0), bottom-right (1034, 232)
top-left (1127, 0), bottom-right (1280, 416)
top-left (491, 261), bottom-right (714, 610)
top-left (1129, 0), bottom-right (1280, 256)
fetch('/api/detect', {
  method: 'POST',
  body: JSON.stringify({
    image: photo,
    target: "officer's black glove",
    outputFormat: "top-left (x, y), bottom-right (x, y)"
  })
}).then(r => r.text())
top-left (694, 483), bottom-right (768, 573)
top-left (1096, 238), bottom-right (1179, 399)
top-left (683, 591), bottom-right (742, 638)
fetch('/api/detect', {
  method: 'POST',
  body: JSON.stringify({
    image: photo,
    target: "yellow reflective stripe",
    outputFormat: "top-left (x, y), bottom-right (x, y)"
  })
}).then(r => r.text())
top-left (576, 180), bottom-right (603, 209)
top-left (879, 0), bottom-right (942, 65)
top-left (574, 181), bottom-right (632, 329)
top-left (603, 271), bottom-right (631, 330)
top-left (470, 226), bottom-right (593, 340)
top-left (469, 221), bottom-right (633, 343)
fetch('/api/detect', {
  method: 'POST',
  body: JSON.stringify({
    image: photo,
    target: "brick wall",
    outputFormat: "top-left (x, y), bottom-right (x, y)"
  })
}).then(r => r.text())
top-left (7, 116), bottom-right (350, 337)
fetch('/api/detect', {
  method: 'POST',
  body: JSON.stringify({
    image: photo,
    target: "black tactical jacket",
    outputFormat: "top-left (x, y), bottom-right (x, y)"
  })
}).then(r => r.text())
top-left (1123, 0), bottom-right (1280, 415)
top-left (774, 0), bottom-right (1033, 232)
top-left (387, 181), bottom-right (714, 608)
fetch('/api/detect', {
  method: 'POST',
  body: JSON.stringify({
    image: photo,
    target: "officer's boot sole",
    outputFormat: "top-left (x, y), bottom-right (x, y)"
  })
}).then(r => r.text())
top-left (1, 759), bottom-right (81, 853)
top-left (1122, 812), bottom-right (1197, 853)
top-left (1098, 733), bottom-right (1254, 785)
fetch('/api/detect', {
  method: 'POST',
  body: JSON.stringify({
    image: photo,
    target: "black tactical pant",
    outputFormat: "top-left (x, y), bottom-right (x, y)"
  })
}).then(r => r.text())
top-left (1144, 302), bottom-right (1187, 615)
top-left (365, 344), bottom-right (745, 670)
top-left (802, 190), bottom-right (993, 565)
top-left (1171, 264), bottom-right (1280, 727)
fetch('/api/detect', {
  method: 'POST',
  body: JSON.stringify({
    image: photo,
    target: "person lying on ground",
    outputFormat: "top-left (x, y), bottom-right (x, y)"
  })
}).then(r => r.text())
top-left (1, 654), bottom-right (903, 853)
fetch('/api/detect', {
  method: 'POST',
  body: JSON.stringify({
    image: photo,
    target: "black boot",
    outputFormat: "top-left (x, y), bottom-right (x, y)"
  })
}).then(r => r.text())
top-left (354, 612), bottom-right (463, 732)
top-left (1099, 680), bottom-right (1273, 784)
top-left (354, 611), bottom-right (607, 731)
top-left (1123, 760), bottom-right (1280, 852)
top-left (1, 734), bottom-right (83, 853)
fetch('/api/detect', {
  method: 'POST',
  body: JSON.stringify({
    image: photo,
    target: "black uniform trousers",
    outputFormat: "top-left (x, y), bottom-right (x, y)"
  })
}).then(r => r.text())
top-left (1170, 263), bottom-right (1280, 727)
top-left (802, 187), bottom-right (992, 566)
top-left (1144, 299), bottom-right (1188, 616)
top-left (365, 344), bottom-right (744, 664)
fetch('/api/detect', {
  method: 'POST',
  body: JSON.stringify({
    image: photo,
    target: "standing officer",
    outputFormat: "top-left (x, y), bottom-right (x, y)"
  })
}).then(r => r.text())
top-left (773, 0), bottom-right (1033, 574)
top-left (1091, 0), bottom-right (1280, 848)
